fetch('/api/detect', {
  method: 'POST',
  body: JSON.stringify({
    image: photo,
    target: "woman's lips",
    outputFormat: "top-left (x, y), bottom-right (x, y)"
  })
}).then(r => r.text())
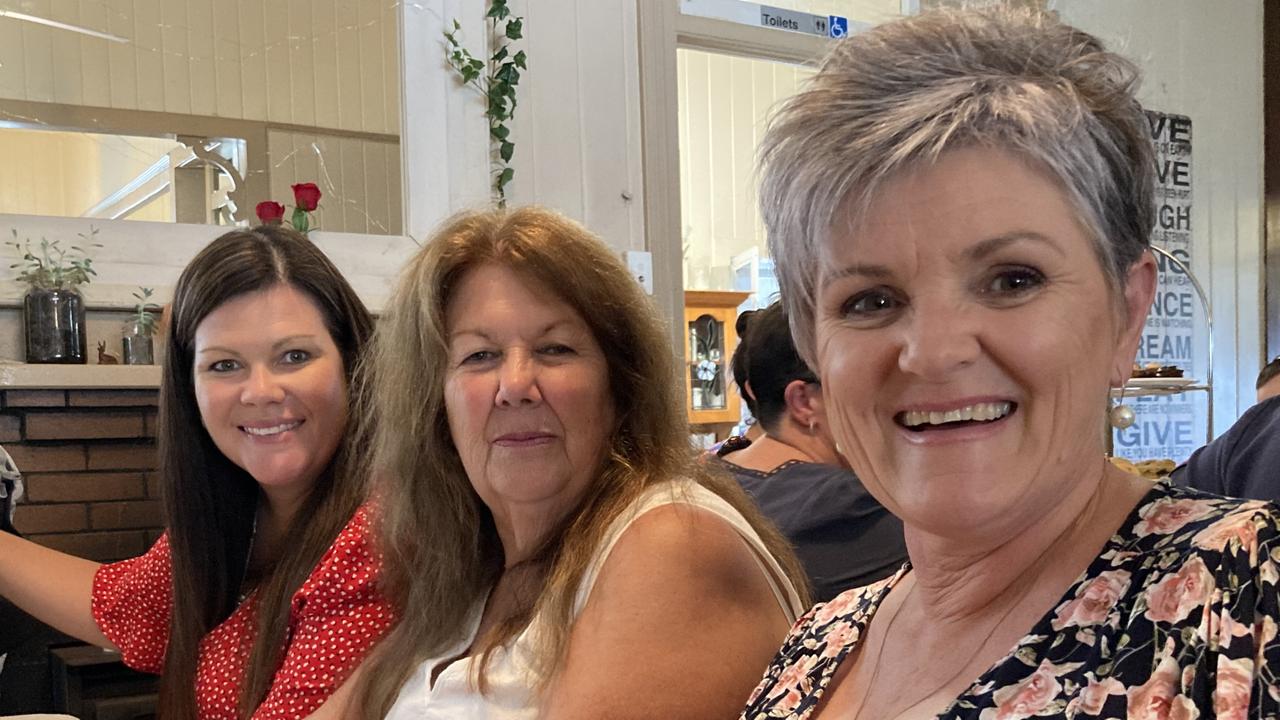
top-left (493, 432), bottom-right (556, 448)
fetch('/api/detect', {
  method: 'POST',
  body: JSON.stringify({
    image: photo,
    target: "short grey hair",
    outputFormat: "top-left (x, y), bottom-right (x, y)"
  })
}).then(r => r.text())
top-left (759, 7), bottom-right (1155, 366)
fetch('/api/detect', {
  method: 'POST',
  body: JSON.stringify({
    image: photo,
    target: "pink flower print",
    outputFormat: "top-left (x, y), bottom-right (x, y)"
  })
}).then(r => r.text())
top-left (1192, 510), bottom-right (1260, 553)
top-left (1169, 695), bottom-right (1200, 720)
top-left (1052, 570), bottom-right (1132, 631)
top-left (1213, 656), bottom-right (1254, 720)
top-left (767, 654), bottom-right (817, 703)
top-left (813, 589), bottom-right (863, 625)
top-left (1126, 639), bottom-right (1180, 720)
top-left (821, 621), bottom-right (859, 659)
top-left (1067, 675), bottom-right (1124, 716)
top-left (1135, 499), bottom-right (1217, 537)
top-left (1144, 556), bottom-right (1214, 624)
top-left (981, 660), bottom-right (1063, 720)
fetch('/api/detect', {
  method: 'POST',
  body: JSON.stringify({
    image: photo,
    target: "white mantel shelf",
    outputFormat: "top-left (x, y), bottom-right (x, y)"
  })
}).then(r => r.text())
top-left (0, 364), bottom-right (161, 389)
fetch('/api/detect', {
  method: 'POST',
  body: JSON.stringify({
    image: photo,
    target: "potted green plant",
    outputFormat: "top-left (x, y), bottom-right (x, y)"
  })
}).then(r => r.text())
top-left (122, 286), bottom-right (161, 365)
top-left (7, 228), bottom-right (99, 364)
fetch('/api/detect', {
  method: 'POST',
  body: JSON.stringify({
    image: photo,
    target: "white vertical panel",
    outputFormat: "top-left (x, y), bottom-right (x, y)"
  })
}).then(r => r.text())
top-left (728, 57), bottom-right (756, 260)
top-left (78, 1), bottom-right (112, 108)
top-left (0, 12), bottom-right (29, 100)
top-left (312, 0), bottom-right (341, 130)
top-left (237, 0), bottom-right (267, 121)
top-left (132, 0), bottom-right (163, 111)
top-left (574, 0), bottom-right (641, 251)
top-left (264, 0), bottom-right (291, 123)
top-left (338, 136), bottom-right (368, 232)
top-left (187, 0), bottom-right (216, 116)
top-left (334, 0), bottom-right (361, 132)
top-left (21, 0), bottom-right (56, 104)
top-left (357, 0), bottom-right (385, 133)
top-left (288, 0), bottom-right (316, 127)
top-left (106, 0), bottom-right (137, 109)
top-left (212, 0), bottom-right (243, 118)
top-left (362, 139), bottom-right (390, 234)
top-left (381, 0), bottom-right (399, 136)
top-left (49, 0), bottom-right (85, 105)
top-left (307, 135), bottom-right (340, 231)
top-left (386, 140), bottom-right (403, 235)
top-left (683, 51), bottom-right (713, 270)
top-left (706, 53), bottom-right (734, 272)
top-left (160, 0), bottom-right (191, 114)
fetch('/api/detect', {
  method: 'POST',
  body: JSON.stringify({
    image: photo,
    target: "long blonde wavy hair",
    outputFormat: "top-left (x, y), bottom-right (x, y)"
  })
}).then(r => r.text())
top-left (356, 206), bottom-right (808, 716)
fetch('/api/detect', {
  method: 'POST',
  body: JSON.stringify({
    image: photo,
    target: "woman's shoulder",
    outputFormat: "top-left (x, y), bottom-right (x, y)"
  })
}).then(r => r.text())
top-left (1123, 480), bottom-right (1280, 559)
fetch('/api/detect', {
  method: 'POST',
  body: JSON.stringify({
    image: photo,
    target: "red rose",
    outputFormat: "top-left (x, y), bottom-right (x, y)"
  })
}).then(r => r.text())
top-left (292, 183), bottom-right (322, 211)
top-left (255, 201), bottom-right (286, 224)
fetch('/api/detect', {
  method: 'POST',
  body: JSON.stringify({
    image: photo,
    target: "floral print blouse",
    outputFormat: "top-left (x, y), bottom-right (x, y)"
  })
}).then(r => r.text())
top-left (740, 481), bottom-right (1280, 719)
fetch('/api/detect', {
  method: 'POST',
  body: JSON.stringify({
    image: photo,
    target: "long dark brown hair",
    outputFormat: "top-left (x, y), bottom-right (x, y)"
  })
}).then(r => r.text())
top-left (356, 207), bottom-right (809, 716)
top-left (156, 225), bottom-right (375, 719)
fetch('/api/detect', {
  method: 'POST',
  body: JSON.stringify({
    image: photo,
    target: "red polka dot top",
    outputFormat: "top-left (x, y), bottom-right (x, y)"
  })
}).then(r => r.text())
top-left (91, 505), bottom-right (395, 720)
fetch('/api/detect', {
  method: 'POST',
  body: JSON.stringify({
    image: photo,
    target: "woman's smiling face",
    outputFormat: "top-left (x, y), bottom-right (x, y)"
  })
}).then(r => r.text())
top-left (814, 146), bottom-right (1154, 541)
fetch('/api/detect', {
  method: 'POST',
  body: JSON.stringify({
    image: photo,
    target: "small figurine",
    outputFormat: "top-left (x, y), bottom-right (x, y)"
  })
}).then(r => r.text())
top-left (97, 340), bottom-right (120, 365)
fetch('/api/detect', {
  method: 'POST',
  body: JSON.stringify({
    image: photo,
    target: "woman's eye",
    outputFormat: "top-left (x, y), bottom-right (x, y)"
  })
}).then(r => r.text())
top-left (539, 344), bottom-right (575, 356)
top-left (282, 349), bottom-right (311, 364)
top-left (842, 289), bottom-right (901, 317)
top-left (209, 359), bottom-right (240, 372)
top-left (459, 350), bottom-right (496, 365)
top-left (985, 267), bottom-right (1045, 295)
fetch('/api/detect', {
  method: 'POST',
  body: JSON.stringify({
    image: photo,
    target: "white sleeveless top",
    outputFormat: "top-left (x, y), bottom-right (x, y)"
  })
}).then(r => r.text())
top-left (384, 479), bottom-right (805, 719)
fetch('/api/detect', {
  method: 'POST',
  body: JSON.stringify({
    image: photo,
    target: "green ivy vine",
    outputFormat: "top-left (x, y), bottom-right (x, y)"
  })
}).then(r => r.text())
top-left (445, 0), bottom-right (526, 206)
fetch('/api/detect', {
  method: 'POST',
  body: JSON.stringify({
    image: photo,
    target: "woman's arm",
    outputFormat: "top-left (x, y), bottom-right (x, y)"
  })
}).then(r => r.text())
top-left (542, 503), bottom-right (793, 720)
top-left (0, 530), bottom-right (112, 647)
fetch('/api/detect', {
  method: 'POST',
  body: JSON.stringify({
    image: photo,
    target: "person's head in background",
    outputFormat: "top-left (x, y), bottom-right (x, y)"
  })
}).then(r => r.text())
top-left (731, 302), bottom-right (842, 466)
top-left (1258, 357), bottom-right (1280, 404)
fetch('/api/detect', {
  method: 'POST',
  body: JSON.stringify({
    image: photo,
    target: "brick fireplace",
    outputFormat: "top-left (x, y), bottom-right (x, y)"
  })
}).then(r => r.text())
top-left (1, 382), bottom-right (162, 716)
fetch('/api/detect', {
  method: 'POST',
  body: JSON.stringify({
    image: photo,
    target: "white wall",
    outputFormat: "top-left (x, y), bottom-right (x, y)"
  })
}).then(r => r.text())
top-left (0, 0), bottom-right (400, 135)
top-left (1056, 0), bottom-right (1264, 432)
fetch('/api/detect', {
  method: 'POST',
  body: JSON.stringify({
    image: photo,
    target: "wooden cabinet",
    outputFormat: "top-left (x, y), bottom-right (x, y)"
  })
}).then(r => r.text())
top-left (683, 290), bottom-right (751, 429)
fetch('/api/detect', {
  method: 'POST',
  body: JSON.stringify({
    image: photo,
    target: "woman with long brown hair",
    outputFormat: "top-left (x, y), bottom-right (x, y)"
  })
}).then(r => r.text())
top-left (355, 206), bottom-right (808, 719)
top-left (0, 225), bottom-right (394, 719)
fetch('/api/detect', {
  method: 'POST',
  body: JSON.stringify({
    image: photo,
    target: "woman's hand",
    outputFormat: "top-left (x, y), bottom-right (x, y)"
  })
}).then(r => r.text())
top-left (0, 530), bottom-right (112, 648)
top-left (542, 504), bottom-right (792, 719)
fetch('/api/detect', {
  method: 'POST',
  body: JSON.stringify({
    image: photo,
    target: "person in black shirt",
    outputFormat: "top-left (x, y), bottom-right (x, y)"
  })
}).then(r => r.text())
top-left (714, 302), bottom-right (907, 601)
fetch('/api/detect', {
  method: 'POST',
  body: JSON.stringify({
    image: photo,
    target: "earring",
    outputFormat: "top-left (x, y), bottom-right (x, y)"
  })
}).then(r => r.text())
top-left (1109, 383), bottom-right (1136, 429)
top-left (808, 420), bottom-right (816, 434)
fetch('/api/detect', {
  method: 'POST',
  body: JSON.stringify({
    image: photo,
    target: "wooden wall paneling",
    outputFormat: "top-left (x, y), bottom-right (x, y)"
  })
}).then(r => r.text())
top-left (338, 135), bottom-right (369, 233)
top-left (237, 0), bottom-right (268, 121)
top-left (212, 0), bottom-right (243, 119)
top-left (386, 140), bottom-right (403, 235)
top-left (133, 0), bottom-right (164, 112)
top-left (288, 0), bottom-right (317, 128)
top-left (105, 0), bottom-right (136, 110)
top-left (335, 0), bottom-right (361, 133)
top-left (575, 0), bottom-right (643, 251)
top-left (49, 0), bottom-right (85, 106)
top-left (78, 1), bottom-right (112, 108)
top-left (22, 1), bottom-right (56, 104)
top-left (187, 0), bottom-right (217, 118)
top-left (312, 0), bottom-right (341, 130)
top-left (264, 1), bottom-right (292, 124)
top-left (160, 0), bottom-right (191, 115)
top-left (381, 0), bottom-right (399, 136)
top-left (683, 50), bottom-right (712, 269)
top-left (0, 12), bottom-right (27, 100)
top-left (357, 0), bottom-right (385, 134)
top-left (728, 56), bottom-right (756, 261)
top-left (362, 139), bottom-right (392, 235)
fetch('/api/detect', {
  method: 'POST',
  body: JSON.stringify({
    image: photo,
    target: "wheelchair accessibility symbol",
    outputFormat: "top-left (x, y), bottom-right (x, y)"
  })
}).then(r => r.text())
top-left (828, 15), bottom-right (848, 39)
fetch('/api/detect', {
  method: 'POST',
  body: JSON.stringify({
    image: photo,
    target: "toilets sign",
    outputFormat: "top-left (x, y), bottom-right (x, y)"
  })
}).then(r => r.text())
top-left (758, 6), bottom-right (847, 38)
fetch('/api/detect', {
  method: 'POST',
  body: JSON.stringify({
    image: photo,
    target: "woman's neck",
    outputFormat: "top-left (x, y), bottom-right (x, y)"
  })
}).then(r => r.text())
top-left (724, 426), bottom-right (839, 472)
top-left (905, 463), bottom-right (1150, 624)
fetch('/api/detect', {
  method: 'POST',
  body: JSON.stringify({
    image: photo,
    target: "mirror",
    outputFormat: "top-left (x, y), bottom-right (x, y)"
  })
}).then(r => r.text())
top-left (0, 0), bottom-right (402, 235)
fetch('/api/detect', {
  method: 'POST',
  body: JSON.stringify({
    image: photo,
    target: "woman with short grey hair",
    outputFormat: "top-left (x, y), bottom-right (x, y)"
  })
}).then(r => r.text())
top-left (741, 7), bottom-right (1280, 719)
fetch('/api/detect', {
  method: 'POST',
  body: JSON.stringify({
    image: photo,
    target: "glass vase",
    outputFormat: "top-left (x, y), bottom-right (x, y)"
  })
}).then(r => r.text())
top-left (23, 288), bottom-right (86, 364)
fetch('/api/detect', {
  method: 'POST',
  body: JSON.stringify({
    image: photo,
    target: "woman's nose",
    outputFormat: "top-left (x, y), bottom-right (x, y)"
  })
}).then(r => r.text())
top-left (897, 302), bottom-right (980, 379)
top-left (495, 353), bottom-right (542, 407)
top-left (240, 365), bottom-right (286, 405)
